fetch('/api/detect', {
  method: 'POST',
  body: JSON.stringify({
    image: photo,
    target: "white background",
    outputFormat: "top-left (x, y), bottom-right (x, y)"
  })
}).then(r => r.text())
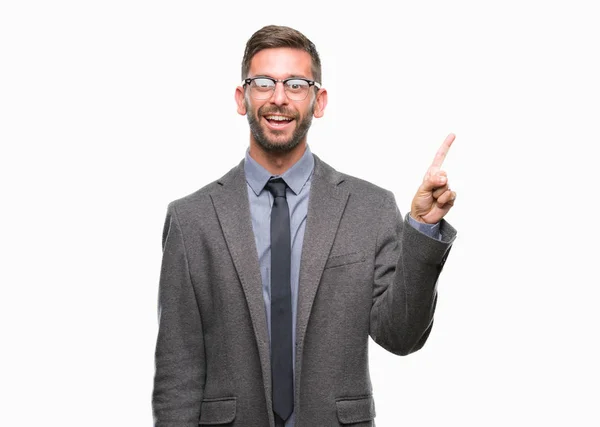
top-left (1, 1), bottom-right (599, 426)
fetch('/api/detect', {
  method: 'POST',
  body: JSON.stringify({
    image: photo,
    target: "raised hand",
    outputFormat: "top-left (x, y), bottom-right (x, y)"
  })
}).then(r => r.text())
top-left (410, 133), bottom-right (457, 224)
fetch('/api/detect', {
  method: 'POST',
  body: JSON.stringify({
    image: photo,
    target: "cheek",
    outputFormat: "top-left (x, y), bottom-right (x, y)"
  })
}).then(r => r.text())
top-left (303, 99), bottom-right (316, 117)
top-left (246, 103), bottom-right (259, 120)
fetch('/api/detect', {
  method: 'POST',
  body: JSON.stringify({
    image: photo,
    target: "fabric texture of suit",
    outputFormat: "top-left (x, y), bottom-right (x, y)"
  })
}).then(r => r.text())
top-left (152, 153), bottom-right (457, 427)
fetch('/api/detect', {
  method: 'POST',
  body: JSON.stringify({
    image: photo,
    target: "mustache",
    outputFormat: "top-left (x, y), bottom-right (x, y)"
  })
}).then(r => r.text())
top-left (258, 106), bottom-right (299, 119)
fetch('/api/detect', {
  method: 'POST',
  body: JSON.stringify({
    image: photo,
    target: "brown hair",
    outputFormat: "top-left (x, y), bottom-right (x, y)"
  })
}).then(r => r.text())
top-left (241, 25), bottom-right (322, 84)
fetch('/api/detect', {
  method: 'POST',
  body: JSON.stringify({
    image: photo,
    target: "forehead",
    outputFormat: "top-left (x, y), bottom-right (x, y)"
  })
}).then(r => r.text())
top-left (248, 48), bottom-right (313, 79)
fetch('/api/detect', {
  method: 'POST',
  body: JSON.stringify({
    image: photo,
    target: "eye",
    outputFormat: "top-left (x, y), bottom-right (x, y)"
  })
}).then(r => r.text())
top-left (285, 79), bottom-right (308, 91)
top-left (252, 78), bottom-right (275, 89)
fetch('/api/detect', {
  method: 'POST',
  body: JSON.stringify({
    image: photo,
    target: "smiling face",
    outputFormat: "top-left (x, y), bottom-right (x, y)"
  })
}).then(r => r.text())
top-left (235, 47), bottom-right (327, 154)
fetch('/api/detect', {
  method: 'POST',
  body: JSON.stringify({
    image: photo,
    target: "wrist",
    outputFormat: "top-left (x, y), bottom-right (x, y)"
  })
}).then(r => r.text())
top-left (409, 212), bottom-right (427, 224)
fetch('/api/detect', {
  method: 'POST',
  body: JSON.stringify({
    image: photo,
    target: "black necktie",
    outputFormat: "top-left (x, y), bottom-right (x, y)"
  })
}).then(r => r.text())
top-left (265, 178), bottom-right (293, 422)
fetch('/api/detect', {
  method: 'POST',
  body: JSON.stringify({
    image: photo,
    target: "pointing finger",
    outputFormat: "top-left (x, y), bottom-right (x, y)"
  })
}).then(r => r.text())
top-left (430, 133), bottom-right (455, 170)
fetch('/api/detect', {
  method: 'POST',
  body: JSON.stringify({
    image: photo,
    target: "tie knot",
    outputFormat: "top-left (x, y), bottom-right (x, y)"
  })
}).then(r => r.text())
top-left (265, 178), bottom-right (288, 199)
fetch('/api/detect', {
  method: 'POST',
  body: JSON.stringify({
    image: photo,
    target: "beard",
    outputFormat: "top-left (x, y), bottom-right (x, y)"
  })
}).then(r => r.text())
top-left (245, 97), bottom-right (314, 153)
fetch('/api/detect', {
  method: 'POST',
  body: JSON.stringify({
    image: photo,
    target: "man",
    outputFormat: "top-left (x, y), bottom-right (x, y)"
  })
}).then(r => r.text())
top-left (152, 25), bottom-right (457, 427)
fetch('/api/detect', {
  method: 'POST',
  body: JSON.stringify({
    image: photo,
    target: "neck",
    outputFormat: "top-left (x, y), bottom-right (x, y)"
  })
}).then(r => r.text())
top-left (248, 139), bottom-right (307, 176)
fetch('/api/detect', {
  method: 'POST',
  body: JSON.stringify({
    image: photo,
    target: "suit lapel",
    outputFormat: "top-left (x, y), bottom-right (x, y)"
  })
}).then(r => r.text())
top-left (294, 154), bottom-right (349, 410)
top-left (210, 160), bottom-right (274, 423)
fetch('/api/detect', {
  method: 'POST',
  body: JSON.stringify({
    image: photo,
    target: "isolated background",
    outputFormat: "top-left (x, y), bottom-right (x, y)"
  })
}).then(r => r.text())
top-left (1, 1), bottom-right (599, 425)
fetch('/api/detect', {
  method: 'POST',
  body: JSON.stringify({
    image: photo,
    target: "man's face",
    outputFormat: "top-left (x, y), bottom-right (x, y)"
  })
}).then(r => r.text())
top-left (236, 48), bottom-right (326, 153)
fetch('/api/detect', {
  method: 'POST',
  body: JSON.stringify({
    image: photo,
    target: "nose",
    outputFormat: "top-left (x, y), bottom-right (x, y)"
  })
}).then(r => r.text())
top-left (269, 81), bottom-right (289, 106)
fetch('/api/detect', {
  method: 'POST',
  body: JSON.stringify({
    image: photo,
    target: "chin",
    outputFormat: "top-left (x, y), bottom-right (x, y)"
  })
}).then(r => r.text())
top-left (256, 136), bottom-right (302, 153)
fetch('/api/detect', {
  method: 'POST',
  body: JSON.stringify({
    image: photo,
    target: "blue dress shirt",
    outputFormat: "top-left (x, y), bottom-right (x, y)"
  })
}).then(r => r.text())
top-left (244, 144), bottom-right (439, 426)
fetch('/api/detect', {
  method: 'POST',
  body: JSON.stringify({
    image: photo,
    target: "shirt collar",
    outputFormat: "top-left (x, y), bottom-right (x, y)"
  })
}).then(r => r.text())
top-left (244, 144), bottom-right (314, 196)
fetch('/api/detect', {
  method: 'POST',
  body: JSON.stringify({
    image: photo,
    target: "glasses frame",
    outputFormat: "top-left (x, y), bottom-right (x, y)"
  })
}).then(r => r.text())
top-left (242, 76), bottom-right (322, 101)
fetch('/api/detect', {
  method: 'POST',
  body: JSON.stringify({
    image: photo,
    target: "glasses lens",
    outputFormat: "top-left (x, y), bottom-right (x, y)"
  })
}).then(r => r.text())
top-left (285, 79), bottom-right (310, 101)
top-left (250, 78), bottom-right (275, 100)
top-left (248, 78), bottom-right (312, 100)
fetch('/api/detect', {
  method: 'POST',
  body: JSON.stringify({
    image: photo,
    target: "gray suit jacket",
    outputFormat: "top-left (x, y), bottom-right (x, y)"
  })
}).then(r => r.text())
top-left (152, 154), bottom-right (457, 427)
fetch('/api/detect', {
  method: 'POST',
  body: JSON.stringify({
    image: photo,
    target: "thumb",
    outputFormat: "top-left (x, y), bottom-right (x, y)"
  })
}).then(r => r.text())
top-left (421, 170), bottom-right (447, 192)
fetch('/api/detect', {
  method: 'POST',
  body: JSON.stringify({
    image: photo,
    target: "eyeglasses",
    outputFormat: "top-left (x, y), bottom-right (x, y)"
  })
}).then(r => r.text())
top-left (242, 76), bottom-right (321, 101)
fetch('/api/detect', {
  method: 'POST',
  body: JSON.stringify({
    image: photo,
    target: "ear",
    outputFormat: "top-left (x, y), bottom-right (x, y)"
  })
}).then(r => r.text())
top-left (313, 88), bottom-right (328, 118)
top-left (235, 86), bottom-right (247, 115)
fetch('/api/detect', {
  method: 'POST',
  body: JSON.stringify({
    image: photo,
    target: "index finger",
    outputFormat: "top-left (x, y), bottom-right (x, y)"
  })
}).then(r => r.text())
top-left (430, 133), bottom-right (456, 169)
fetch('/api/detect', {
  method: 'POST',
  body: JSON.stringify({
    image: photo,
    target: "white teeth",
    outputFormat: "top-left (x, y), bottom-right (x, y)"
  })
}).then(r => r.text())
top-left (265, 115), bottom-right (292, 121)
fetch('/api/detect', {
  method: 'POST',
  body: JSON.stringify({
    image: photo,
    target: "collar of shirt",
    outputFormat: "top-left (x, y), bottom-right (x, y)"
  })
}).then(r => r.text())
top-left (244, 144), bottom-right (315, 197)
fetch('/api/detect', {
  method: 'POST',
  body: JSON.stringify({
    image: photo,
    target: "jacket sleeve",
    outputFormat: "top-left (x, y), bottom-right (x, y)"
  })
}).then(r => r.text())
top-left (369, 191), bottom-right (456, 355)
top-left (152, 203), bottom-right (206, 427)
